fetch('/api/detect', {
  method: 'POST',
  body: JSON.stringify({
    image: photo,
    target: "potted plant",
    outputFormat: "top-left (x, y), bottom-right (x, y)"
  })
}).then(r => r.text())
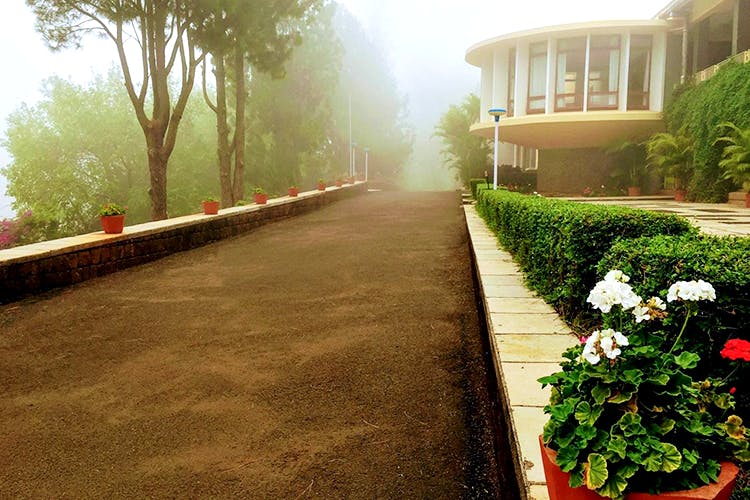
top-left (202, 196), bottom-right (220, 215)
top-left (348, 175), bottom-right (356, 184)
top-left (714, 122), bottom-right (750, 208)
top-left (317, 179), bottom-right (326, 191)
top-left (646, 131), bottom-right (693, 201)
top-left (607, 139), bottom-right (647, 197)
top-left (335, 179), bottom-right (343, 187)
top-left (288, 186), bottom-right (299, 197)
top-left (99, 203), bottom-right (127, 234)
top-left (253, 187), bottom-right (268, 205)
top-left (539, 270), bottom-right (749, 500)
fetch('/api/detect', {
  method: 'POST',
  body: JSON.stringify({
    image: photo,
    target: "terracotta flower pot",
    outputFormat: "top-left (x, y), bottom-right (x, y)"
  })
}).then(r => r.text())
top-left (348, 176), bottom-right (356, 184)
top-left (335, 180), bottom-right (343, 187)
top-left (254, 193), bottom-right (268, 205)
top-left (746, 192), bottom-right (750, 208)
top-left (539, 436), bottom-right (738, 500)
top-left (100, 215), bottom-right (125, 234)
top-left (288, 187), bottom-right (299, 197)
top-left (202, 200), bottom-right (220, 215)
top-left (628, 186), bottom-right (642, 197)
top-left (675, 189), bottom-right (687, 202)
top-left (317, 183), bottom-right (326, 191)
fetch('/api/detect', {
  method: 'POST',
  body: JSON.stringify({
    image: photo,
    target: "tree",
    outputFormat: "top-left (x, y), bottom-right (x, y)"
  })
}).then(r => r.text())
top-left (193, 0), bottom-right (319, 206)
top-left (27, 0), bottom-right (205, 220)
top-left (434, 94), bottom-right (491, 187)
top-left (645, 130), bottom-right (694, 190)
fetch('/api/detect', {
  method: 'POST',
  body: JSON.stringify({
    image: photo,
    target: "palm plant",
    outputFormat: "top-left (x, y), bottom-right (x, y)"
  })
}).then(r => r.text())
top-left (645, 130), bottom-right (694, 190)
top-left (714, 122), bottom-right (750, 192)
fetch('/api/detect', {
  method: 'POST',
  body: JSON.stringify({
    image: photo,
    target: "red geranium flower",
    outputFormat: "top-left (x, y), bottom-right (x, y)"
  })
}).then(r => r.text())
top-left (730, 387), bottom-right (737, 395)
top-left (720, 338), bottom-right (750, 362)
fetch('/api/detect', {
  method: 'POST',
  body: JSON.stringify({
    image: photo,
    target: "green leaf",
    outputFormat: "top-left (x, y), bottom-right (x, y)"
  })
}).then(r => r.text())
top-left (650, 418), bottom-right (676, 436)
top-left (643, 451), bottom-right (663, 472)
top-left (607, 388), bottom-right (636, 404)
top-left (576, 424), bottom-right (597, 442)
top-left (592, 385), bottom-right (611, 405)
top-left (674, 352), bottom-right (700, 370)
top-left (647, 373), bottom-right (670, 386)
top-left (584, 454), bottom-right (608, 490)
top-left (557, 446), bottom-right (580, 473)
top-left (575, 401), bottom-right (603, 426)
top-left (538, 374), bottom-right (560, 386)
top-left (597, 473), bottom-right (628, 499)
top-left (606, 435), bottom-right (627, 460)
top-left (622, 369), bottom-right (644, 385)
top-left (659, 442), bottom-right (682, 472)
top-left (618, 413), bottom-right (646, 437)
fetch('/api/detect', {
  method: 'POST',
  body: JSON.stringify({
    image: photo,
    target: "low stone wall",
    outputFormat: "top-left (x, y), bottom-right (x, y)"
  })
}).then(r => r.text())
top-left (0, 183), bottom-right (367, 304)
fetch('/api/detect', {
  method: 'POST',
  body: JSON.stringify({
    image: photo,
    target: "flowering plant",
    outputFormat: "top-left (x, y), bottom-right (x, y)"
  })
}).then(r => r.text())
top-left (98, 203), bottom-right (127, 216)
top-left (539, 270), bottom-right (749, 499)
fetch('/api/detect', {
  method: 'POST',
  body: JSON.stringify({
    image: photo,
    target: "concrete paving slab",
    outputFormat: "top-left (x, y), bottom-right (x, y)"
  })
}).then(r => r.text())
top-left (477, 260), bottom-right (521, 276)
top-left (529, 484), bottom-right (550, 500)
top-left (496, 334), bottom-right (577, 362)
top-left (491, 313), bottom-right (569, 334)
top-left (487, 297), bottom-right (555, 314)
top-left (480, 275), bottom-right (526, 287)
top-left (502, 362), bottom-right (559, 407)
top-left (484, 285), bottom-right (536, 298)
top-left (511, 406), bottom-right (550, 485)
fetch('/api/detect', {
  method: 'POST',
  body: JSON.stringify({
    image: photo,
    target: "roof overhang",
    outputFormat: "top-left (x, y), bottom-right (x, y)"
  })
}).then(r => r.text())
top-left (469, 111), bottom-right (665, 149)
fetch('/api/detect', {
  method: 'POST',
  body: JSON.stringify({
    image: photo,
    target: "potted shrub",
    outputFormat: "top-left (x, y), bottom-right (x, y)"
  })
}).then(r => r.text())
top-left (288, 186), bottom-right (299, 197)
top-left (646, 131), bottom-right (693, 201)
top-left (539, 270), bottom-right (749, 500)
top-left (253, 187), bottom-right (268, 205)
top-left (714, 122), bottom-right (750, 208)
top-left (335, 179), bottom-right (343, 187)
top-left (99, 203), bottom-right (127, 234)
top-left (317, 179), bottom-right (326, 191)
top-left (607, 139), bottom-right (647, 197)
top-left (348, 175), bottom-right (356, 184)
top-left (202, 196), bottom-right (220, 215)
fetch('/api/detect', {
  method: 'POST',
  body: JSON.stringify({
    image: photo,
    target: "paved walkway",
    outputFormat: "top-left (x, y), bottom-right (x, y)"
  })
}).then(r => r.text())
top-left (0, 191), bottom-right (508, 498)
top-left (573, 198), bottom-right (750, 236)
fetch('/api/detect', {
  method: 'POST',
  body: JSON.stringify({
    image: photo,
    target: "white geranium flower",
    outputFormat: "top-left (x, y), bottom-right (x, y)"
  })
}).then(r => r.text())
top-left (667, 280), bottom-right (717, 303)
top-left (587, 278), bottom-right (642, 313)
top-left (582, 331), bottom-right (602, 364)
top-left (604, 270), bottom-right (630, 283)
top-left (649, 297), bottom-right (667, 311)
top-left (581, 329), bottom-right (627, 365)
top-left (633, 305), bottom-right (651, 323)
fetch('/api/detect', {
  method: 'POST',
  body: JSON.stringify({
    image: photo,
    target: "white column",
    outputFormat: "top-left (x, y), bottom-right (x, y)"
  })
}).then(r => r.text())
top-left (480, 61), bottom-right (494, 123)
top-left (545, 37), bottom-right (555, 114)
top-left (732, 0), bottom-right (740, 56)
top-left (619, 32), bottom-right (631, 111)
top-left (493, 49), bottom-right (509, 109)
top-left (583, 34), bottom-right (591, 112)
top-left (515, 43), bottom-right (529, 117)
top-left (651, 31), bottom-right (668, 112)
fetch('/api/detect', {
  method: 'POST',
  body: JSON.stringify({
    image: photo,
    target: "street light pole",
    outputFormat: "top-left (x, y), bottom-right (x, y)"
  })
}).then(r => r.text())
top-left (488, 108), bottom-right (506, 190)
top-left (352, 142), bottom-right (357, 179)
top-left (364, 148), bottom-right (369, 182)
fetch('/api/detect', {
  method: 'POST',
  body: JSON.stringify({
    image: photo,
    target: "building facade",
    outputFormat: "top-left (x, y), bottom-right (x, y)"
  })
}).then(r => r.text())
top-left (466, 0), bottom-right (750, 194)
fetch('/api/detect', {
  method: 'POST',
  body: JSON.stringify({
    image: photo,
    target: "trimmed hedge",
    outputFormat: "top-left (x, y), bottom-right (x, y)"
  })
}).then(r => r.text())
top-left (470, 178), bottom-right (491, 199)
top-left (599, 234), bottom-right (750, 413)
top-left (475, 188), bottom-right (696, 324)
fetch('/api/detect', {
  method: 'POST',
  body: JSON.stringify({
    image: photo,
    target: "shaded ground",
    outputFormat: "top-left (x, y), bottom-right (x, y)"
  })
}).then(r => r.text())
top-left (0, 191), bottom-right (517, 498)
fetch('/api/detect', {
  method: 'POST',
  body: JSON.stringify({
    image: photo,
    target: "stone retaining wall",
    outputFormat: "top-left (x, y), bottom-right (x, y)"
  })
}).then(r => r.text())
top-left (0, 183), bottom-right (367, 304)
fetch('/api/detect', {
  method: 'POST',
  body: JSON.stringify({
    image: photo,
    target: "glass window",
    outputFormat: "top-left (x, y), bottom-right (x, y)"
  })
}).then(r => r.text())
top-left (588, 35), bottom-right (620, 110)
top-left (508, 47), bottom-right (516, 117)
top-left (555, 37), bottom-right (586, 112)
top-left (628, 35), bottom-right (652, 110)
top-left (527, 42), bottom-right (547, 114)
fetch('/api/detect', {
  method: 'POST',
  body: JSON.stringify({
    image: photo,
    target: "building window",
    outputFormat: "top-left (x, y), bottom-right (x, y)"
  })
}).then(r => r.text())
top-left (628, 35), bottom-right (652, 110)
top-left (527, 42), bottom-right (547, 114)
top-left (508, 47), bottom-right (516, 117)
top-left (555, 37), bottom-right (586, 112)
top-left (588, 35), bottom-right (620, 110)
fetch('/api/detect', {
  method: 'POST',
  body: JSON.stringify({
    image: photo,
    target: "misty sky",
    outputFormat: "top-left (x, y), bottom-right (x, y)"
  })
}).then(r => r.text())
top-left (0, 0), bottom-right (661, 217)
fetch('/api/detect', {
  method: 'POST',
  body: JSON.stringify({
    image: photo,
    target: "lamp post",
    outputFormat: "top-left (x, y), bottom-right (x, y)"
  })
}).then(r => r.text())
top-left (352, 141), bottom-right (357, 179)
top-left (364, 147), bottom-right (369, 182)
top-left (488, 108), bottom-right (506, 190)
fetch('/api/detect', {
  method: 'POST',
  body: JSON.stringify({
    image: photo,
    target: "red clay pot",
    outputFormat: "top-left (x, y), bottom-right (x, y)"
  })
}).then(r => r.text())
top-left (746, 192), bottom-right (750, 208)
top-left (288, 187), bottom-right (299, 197)
top-left (100, 215), bottom-right (125, 234)
top-left (317, 183), bottom-right (326, 191)
top-left (254, 193), bottom-right (268, 205)
top-left (675, 189), bottom-right (687, 202)
top-left (628, 186), bottom-right (642, 197)
top-left (539, 436), bottom-right (738, 500)
top-left (202, 200), bottom-right (219, 215)
top-left (335, 180), bottom-right (343, 187)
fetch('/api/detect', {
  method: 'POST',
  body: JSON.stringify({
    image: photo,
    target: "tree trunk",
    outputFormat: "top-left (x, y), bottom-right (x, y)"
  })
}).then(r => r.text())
top-left (146, 132), bottom-right (169, 220)
top-left (214, 54), bottom-right (234, 208)
top-left (232, 48), bottom-right (246, 203)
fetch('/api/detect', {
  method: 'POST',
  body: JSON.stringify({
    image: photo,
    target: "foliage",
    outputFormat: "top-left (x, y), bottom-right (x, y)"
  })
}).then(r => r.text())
top-left (475, 189), bottom-right (695, 326)
top-left (598, 234), bottom-right (750, 415)
top-left (202, 196), bottom-right (218, 202)
top-left (253, 187), bottom-right (266, 195)
top-left (434, 94), bottom-right (491, 187)
top-left (470, 178), bottom-right (490, 199)
top-left (605, 139), bottom-right (647, 188)
top-left (714, 122), bottom-right (750, 191)
top-left (540, 271), bottom-right (749, 498)
top-left (0, 211), bottom-right (35, 249)
top-left (645, 131), bottom-right (693, 190)
top-left (664, 62), bottom-right (750, 201)
top-left (27, 0), bottom-right (205, 220)
top-left (98, 203), bottom-right (127, 216)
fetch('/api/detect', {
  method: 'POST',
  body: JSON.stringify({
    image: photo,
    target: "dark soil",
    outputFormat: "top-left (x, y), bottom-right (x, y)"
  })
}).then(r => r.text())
top-left (0, 191), bottom-right (517, 499)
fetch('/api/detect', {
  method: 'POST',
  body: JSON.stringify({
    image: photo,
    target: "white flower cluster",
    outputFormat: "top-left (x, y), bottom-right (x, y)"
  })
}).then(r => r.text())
top-left (586, 270), bottom-right (642, 313)
top-left (667, 280), bottom-right (716, 303)
top-left (633, 297), bottom-right (667, 323)
top-left (582, 329), bottom-right (629, 365)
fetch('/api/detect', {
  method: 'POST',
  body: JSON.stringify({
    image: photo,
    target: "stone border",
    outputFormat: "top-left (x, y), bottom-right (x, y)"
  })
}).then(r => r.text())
top-left (464, 205), bottom-right (577, 500)
top-left (0, 183), bottom-right (367, 304)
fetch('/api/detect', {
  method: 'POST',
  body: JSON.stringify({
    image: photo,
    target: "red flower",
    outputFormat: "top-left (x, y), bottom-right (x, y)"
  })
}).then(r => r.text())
top-left (730, 387), bottom-right (737, 395)
top-left (720, 338), bottom-right (750, 362)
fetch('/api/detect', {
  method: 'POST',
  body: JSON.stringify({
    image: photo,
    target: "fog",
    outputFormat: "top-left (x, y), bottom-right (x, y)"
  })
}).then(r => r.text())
top-left (0, 0), bottom-right (660, 218)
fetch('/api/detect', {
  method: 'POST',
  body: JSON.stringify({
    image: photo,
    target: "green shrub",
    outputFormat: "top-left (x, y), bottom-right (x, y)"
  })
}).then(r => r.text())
top-left (598, 234), bottom-right (750, 414)
top-left (475, 188), bottom-right (696, 325)
top-left (469, 178), bottom-right (491, 199)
